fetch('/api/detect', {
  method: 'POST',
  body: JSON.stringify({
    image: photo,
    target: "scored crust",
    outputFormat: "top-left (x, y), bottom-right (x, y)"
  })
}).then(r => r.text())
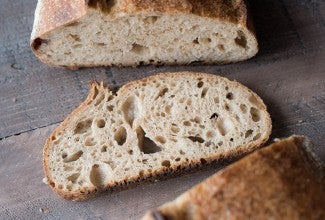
top-left (31, 0), bottom-right (257, 68)
top-left (43, 72), bottom-right (272, 200)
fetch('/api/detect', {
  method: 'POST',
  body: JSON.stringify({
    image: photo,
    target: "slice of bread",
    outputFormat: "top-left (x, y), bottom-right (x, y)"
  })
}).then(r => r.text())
top-left (43, 72), bottom-right (271, 200)
top-left (31, 0), bottom-right (258, 68)
top-left (143, 136), bottom-right (325, 220)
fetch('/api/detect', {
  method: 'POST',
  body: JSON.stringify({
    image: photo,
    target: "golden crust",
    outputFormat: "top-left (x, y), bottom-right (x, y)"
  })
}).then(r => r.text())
top-left (144, 136), bottom-right (325, 220)
top-left (43, 72), bottom-right (271, 201)
top-left (31, 0), bottom-right (254, 66)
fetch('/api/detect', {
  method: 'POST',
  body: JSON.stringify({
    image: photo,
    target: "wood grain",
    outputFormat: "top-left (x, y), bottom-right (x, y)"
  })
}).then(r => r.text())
top-left (0, 0), bottom-right (324, 219)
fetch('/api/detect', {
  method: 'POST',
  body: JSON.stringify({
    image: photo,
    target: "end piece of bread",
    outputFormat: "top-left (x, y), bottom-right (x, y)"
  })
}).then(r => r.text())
top-left (31, 0), bottom-right (258, 68)
top-left (44, 72), bottom-right (271, 200)
top-left (143, 136), bottom-right (325, 220)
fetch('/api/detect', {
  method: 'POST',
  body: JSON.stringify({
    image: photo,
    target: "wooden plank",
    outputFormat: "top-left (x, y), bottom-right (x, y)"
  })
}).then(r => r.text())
top-left (0, 125), bottom-right (225, 220)
top-left (0, 0), bottom-right (324, 139)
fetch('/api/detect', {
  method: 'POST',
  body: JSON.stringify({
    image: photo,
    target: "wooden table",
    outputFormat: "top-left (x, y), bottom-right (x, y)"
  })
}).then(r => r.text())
top-left (0, 0), bottom-right (324, 219)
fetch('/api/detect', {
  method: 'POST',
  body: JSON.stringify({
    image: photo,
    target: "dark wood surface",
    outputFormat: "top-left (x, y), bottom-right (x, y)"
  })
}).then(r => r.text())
top-left (0, 0), bottom-right (324, 219)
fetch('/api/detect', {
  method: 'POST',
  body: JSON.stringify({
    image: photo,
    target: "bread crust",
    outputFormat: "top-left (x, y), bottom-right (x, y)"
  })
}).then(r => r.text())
top-left (43, 72), bottom-right (271, 200)
top-left (143, 136), bottom-right (325, 220)
top-left (31, 0), bottom-right (257, 68)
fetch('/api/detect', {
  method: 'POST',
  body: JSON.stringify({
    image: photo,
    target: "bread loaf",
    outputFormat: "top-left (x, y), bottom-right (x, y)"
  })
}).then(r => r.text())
top-left (143, 136), bottom-right (325, 220)
top-left (31, 0), bottom-right (258, 68)
top-left (43, 72), bottom-right (271, 200)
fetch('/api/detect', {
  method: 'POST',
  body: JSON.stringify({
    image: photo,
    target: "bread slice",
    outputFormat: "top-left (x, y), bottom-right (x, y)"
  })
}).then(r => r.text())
top-left (143, 136), bottom-right (325, 220)
top-left (31, 0), bottom-right (258, 68)
top-left (43, 72), bottom-right (271, 200)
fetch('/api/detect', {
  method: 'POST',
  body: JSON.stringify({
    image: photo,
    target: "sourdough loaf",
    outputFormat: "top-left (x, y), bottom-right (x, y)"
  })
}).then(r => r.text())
top-left (31, 0), bottom-right (258, 68)
top-left (44, 72), bottom-right (271, 200)
top-left (143, 136), bottom-right (325, 220)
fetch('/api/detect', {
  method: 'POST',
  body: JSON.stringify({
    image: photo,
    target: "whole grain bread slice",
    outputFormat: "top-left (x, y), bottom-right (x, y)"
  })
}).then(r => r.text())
top-left (44, 72), bottom-right (271, 200)
top-left (143, 136), bottom-right (325, 220)
top-left (31, 0), bottom-right (258, 68)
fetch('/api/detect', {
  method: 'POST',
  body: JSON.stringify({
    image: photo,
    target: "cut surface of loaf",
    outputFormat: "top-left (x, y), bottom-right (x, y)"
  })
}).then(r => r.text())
top-left (143, 136), bottom-right (325, 220)
top-left (44, 72), bottom-right (271, 200)
top-left (31, 0), bottom-right (258, 68)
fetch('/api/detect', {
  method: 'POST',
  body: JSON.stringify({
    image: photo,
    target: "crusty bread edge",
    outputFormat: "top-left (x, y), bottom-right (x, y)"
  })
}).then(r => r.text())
top-left (142, 135), bottom-right (322, 220)
top-left (30, 0), bottom-right (258, 68)
top-left (43, 72), bottom-right (272, 201)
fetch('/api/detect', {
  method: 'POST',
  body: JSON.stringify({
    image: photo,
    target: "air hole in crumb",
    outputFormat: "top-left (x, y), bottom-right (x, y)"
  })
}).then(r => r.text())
top-left (193, 38), bottom-right (199, 44)
top-left (101, 145), bottom-right (107, 152)
top-left (130, 43), bottom-right (149, 55)
top-left (235, 30), bottom-right (247, 48)
top-left (67, 173), bottom-right (80, 183)
top-left (162, 160), bottom-right (171, 167)
top-left (155, 136), bottom-right (166, 144)
top-left (156, 88), bottom-right (168, 100)
top-left (225, 104), bottom-right (230, 111)
top-left (85, 137), bottom-right (96, 146)
top-left (121, 96), bottom-right (139, 127)
top-left (214, 97), bottom-right (219, 103)
top-left (230, 138), bottom-right (234, 142)
top-left (188, 136), bottom-right (205, 143)
top-left (197, 81), bottom-right (204, 88)
top-left (183, 121), bottom-right (191, 126)
top-left (69, 34), bottom-right (80, 42)
top-left (171, 125), bottom-right (180, 133)
top-left (240, 104), bottom-right (247, 113)
top-left (226, 92), bottom-right (234, 100)
top-left (97, 119), bottom-right (106, 128)
top-left (218, 44), bottom-right (225, 51)
top-left (144, 16), bottom-right (159, 24)
top-left (114, 127), bottom-right (127, 145)
top-left (201, 38), bottom-right (212, 44)
top-left (175, 158), bottom-right (181, 162)
top-left (206, 131), bottom-right (215, 138)
top-left (215, 117), bottom-right (233, 136)
top-left (179, 150), bottom-right (185, 155)
top-left (107, 105), bottom-right (114, 111)
top-left (218, 141), bottom-right (223, 146)
top-left (63, 150), bottom-right (83, 163)
top-left (249, 95), bottom-right (259, 106)
top-left (245, 129), bottom-right (253, 138)
top-left (128, 150), bottom-right (133, 155)
top-left (90, 164), bottom-right (109, 188)
top-left (107, 95), bottom-right (114, 102)
top-left (136, 127), bottom-right (161, 154)
top-left (193, 116), bottom-right (202, 124)
top-left (253, 133), bottom-right (261, 141)
top-left (139, 170), bottom-right (144, 176)
top-left (165, 105), bottom-right (171, 114)
top-left (201, 88), bottom-right (208, 98)
top-left (210, 113), bottom-right (218, 119)
top-left (62, 152), bottom-right (67, 159)
top-left (74, 119), bottom-right (93, 134)
top-left (250, 107), bottom-right (261, 122)
top-left (225, 86), bottom-right (229, 90)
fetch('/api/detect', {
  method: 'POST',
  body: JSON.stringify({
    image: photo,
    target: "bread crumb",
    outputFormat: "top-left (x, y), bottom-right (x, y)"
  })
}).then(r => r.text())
top-left (42, 177), bottom-right (49, 185)
top-left (273, 138), bottom-right (281, 142)
top-left (39, 207), bottom-right (49, 213)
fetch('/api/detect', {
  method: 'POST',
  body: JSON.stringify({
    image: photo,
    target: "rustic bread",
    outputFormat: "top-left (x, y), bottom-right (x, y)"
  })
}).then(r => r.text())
top-left (31, 0), bottom-right (258, 68)
top-left (143, 136), bottom-right (325, 220)
top-left (43, 72), bottom-right (271, 200)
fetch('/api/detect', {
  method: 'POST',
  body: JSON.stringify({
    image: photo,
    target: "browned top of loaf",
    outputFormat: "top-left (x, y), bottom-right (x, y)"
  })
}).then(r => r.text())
top-left (31, 0), bottom-right (247, 46)
top-left (145, 136), bottom-right (325, 219)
